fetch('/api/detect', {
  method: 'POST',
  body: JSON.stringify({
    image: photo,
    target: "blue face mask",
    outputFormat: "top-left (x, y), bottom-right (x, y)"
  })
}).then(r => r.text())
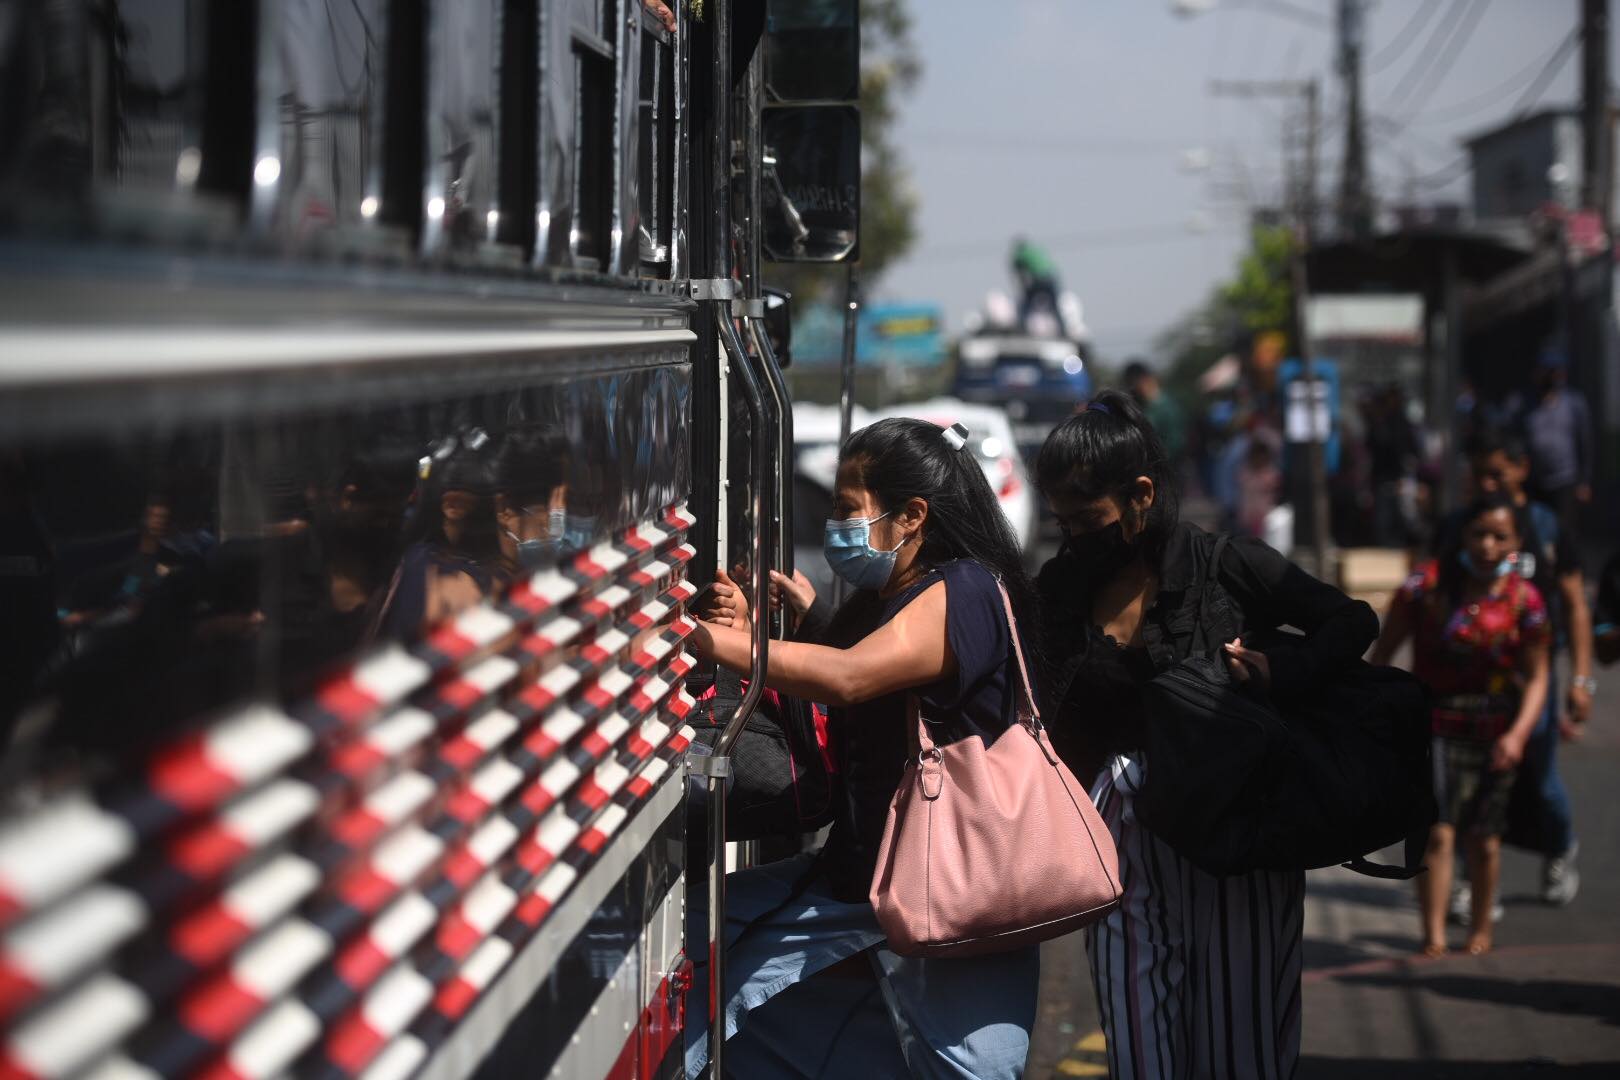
top-left (824, 511), bottom-right (905, 590)
top-left (563, 514), bottom-right (597, 553)
top-left (505, 528), bottom-right (561, 570)
top-left (1459, 549), bottom-right (1515, 580)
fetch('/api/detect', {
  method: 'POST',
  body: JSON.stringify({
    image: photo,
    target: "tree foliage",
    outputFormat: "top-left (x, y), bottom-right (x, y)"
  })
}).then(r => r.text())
top-left (1219, 225), bottom-right (1294, 341)
top-left (1159, 224), bottom-right (1296, 405)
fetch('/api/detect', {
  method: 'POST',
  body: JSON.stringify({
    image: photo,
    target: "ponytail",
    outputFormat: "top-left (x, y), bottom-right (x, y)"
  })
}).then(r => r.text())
top-left (841, 417), bottom-right (1045, 685)
top-left (1035, 388), bottom-right (1180, 563)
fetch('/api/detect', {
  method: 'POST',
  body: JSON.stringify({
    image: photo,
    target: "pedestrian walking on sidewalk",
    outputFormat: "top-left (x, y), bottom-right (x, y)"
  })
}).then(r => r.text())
top-left (1438, 430), bottom-right (1593, 910)
top-left (1035, 390), bottom-right (1379, 1080)
top-left (1372, 492), bottom-right (1551, 957)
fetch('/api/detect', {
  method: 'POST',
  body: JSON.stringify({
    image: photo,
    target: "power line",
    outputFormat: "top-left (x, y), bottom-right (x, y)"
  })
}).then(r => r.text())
top-left (1378, 0), bottom-right (1468, 116)
top-left (906, 132), bottom-right (1271, 157)
top-left (1380, 0), bottom-right (1485, 118)
top-left (1367, 1), bottom-right (1440, 75)
top-left (1507, 28), bottom-right (1580, 114)
top-left (1388, 0), bottom-right (1489, 122)
top-left (1402, 30), bottom-right (1577, 126)
top-left (1398, 26), bottom-right (1579, 194)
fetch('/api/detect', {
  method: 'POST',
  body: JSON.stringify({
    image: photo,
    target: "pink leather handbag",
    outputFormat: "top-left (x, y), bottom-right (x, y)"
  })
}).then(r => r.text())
top-left (869, 580), bottom-right (1122, 958)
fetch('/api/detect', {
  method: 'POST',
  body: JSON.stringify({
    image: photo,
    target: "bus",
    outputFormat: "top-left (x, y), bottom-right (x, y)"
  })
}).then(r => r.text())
top-left (0, 3), bottom-right (856, 1077)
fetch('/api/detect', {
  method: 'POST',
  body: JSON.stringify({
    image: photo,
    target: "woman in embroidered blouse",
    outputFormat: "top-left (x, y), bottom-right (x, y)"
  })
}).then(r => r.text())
top-left (1372, 491), bottom-right (1551, 957)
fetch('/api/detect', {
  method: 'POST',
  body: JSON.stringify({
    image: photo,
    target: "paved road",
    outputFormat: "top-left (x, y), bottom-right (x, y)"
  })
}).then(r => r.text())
top-left (1027, 557), bottom-right (1620, 1077)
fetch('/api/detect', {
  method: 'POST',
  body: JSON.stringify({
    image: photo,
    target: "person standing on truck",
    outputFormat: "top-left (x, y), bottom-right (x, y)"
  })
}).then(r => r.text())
top-left (1010, 236), bottom-right (1062, 333)
top-left (687, 417), bottom-right (1043, 1079)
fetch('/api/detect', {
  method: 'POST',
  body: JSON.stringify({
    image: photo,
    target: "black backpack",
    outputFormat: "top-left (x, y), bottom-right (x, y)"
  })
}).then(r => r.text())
top-left (1137, 535), bottom-right (1436, 878)
top-left (688, 667), bottom-right (836, 841)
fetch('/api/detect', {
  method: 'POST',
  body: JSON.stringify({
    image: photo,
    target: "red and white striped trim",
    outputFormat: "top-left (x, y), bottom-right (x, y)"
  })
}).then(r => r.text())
top-left (432, 871), bottom-right (518, 965)
top-left (144, 704), bottom-right (315, 816)
top-left (167, 776), bottom-right (320, 884)
top-left (0, 794), bottom-right (136, 924)
top-left (1, 974), bottom-right (149, 1080)
top-left (571, 539), bottom-right (631, 582)
top-left (578, 583), bottom-right (634, 623)
top-left (421, 654), bottom-right (520, 718)
top-left (443, 756), bottom-right (525, 828)
top-left (178, 916), bottom-right (332, 1044)
top-left (330, 891), bottom-right (439, 1002)
top-left (523, 705), bottom-right (587, 762)
top-left (426, 933), bottom-right (513, 1026)
top-left (330, 825), bottom-right (445, 916)
top-left (328, 708), bottom-right (437, 787)
top-left (315, 646), bottom-right (433, 728)
top-left (356, 1036), bottom-right (427, 1080)
top-left (417, 606), bottom-right (516, 668)
top-left (624, 754), bottom-right (675, 801)
top-left (512, 662), bottom-right (585, 717)
top-left (515, 613), bottom-right (583, 661)
top-left (198, 997), bottom-right (323, 1080)
top-left (320, 964), bottom-right (436, 1075)
top-left (436, 708), bottom-right (521, 775)
top-left (0, 885), bottom-right (146, 1020)
top-left (170, 854), bottom-right (320, 970)
top-left (503, 567), bottom-right (578, 618)
top-left (328, 771), bottom-right (437, 855)
top-left (666, 504), bottom-right (698, 531)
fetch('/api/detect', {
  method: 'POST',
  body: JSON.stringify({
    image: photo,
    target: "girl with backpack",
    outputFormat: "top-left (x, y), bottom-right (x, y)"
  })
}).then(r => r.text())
top-left (1035, 389), bottom-right (1379, 1080)
top-left (1371, 492), bottom-right (1551, 957)
top-left (685, 417), bottom-right (1048, 1079)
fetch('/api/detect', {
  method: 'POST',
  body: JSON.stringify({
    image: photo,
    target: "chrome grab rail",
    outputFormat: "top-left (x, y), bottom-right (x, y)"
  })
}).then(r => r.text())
top-left (703, 302), bottom-right (772, 1078)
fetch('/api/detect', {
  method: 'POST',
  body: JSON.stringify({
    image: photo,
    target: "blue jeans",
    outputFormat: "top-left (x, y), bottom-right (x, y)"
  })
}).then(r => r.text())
top-left (685, 853), bottom-right (1039, 1079)
top-left (1517, 653), bottom-right (1576, 856)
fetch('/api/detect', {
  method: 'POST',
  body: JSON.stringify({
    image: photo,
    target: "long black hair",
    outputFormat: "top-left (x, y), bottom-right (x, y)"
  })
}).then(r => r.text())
top-left (1436, 490), bottom-right (1522, 610)
top-left (1034, 388), bottom-right (1180, 565)
top-left (837, 416), bottom-right (1044, 684)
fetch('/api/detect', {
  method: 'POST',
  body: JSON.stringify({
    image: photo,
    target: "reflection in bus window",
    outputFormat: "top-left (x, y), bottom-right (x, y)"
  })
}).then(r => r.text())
top-left (274, 0), bottom-right (387, 241)
top-left (427, 1), bottom-right (506, 258)
top-left (0, 364), bottom-right (689, 777)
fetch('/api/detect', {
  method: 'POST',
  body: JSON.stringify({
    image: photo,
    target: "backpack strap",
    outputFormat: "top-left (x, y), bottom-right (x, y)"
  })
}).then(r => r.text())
top-left (1191, 533), bottom-right (1233, 656)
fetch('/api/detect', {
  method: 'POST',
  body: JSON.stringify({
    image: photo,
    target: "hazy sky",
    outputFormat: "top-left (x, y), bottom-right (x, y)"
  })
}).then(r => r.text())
top-left (876, 0), bottom-right (1609, 359)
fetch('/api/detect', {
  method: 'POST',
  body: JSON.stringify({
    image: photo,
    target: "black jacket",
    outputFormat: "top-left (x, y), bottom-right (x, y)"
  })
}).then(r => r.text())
top-left (1039, 522), bottom-right (1378, 776)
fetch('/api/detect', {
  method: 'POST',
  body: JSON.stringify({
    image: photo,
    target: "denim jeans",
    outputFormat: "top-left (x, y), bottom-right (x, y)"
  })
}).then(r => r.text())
top-left (1516, 653), bottom-right (1576, 855)
top-left (684, 853), bottom-right (1039, 1079)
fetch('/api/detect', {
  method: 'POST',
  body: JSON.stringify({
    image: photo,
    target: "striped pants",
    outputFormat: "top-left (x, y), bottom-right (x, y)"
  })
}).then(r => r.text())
top-left (1085, 756), bottom-right (1305, 1080)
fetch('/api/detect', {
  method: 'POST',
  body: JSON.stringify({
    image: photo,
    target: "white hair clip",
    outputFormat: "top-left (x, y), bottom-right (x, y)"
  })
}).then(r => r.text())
top-left (942, 422), bottom-right (970, 451)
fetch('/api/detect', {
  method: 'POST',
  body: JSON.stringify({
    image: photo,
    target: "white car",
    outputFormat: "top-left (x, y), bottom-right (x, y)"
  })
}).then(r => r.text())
top-left (789, 402), bottom-right (871, 597)
top-left (869, 398), bottom-right (1039, 554)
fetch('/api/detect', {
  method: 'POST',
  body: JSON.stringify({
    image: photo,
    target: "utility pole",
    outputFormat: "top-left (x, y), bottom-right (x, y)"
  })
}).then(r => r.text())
top-left (1337, 0), bottom-right (1372, 241)
top-left (1579, 0), bottom-right (1614, 510)
top-left (1297, 79), bottom-right (1332, 581)
top-left (1581, 0), bottom-right (1612, 223)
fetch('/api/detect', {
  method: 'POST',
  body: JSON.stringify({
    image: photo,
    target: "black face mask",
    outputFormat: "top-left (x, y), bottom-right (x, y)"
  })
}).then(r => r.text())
top-left (1063, 519), bottom-right (1138, 581)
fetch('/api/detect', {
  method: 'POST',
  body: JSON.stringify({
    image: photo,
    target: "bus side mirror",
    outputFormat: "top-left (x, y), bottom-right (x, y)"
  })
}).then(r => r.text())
top-left (761, 105), bottom-right (859, 263)
top-left (763, 287), bottom-right (792, 367)
top-left (764, 0), bottom-right (858, 103)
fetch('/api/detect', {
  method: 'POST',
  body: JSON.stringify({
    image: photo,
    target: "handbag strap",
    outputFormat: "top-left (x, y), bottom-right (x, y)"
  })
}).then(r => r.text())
top-left (911, 577), bottom-right (1039, 760)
